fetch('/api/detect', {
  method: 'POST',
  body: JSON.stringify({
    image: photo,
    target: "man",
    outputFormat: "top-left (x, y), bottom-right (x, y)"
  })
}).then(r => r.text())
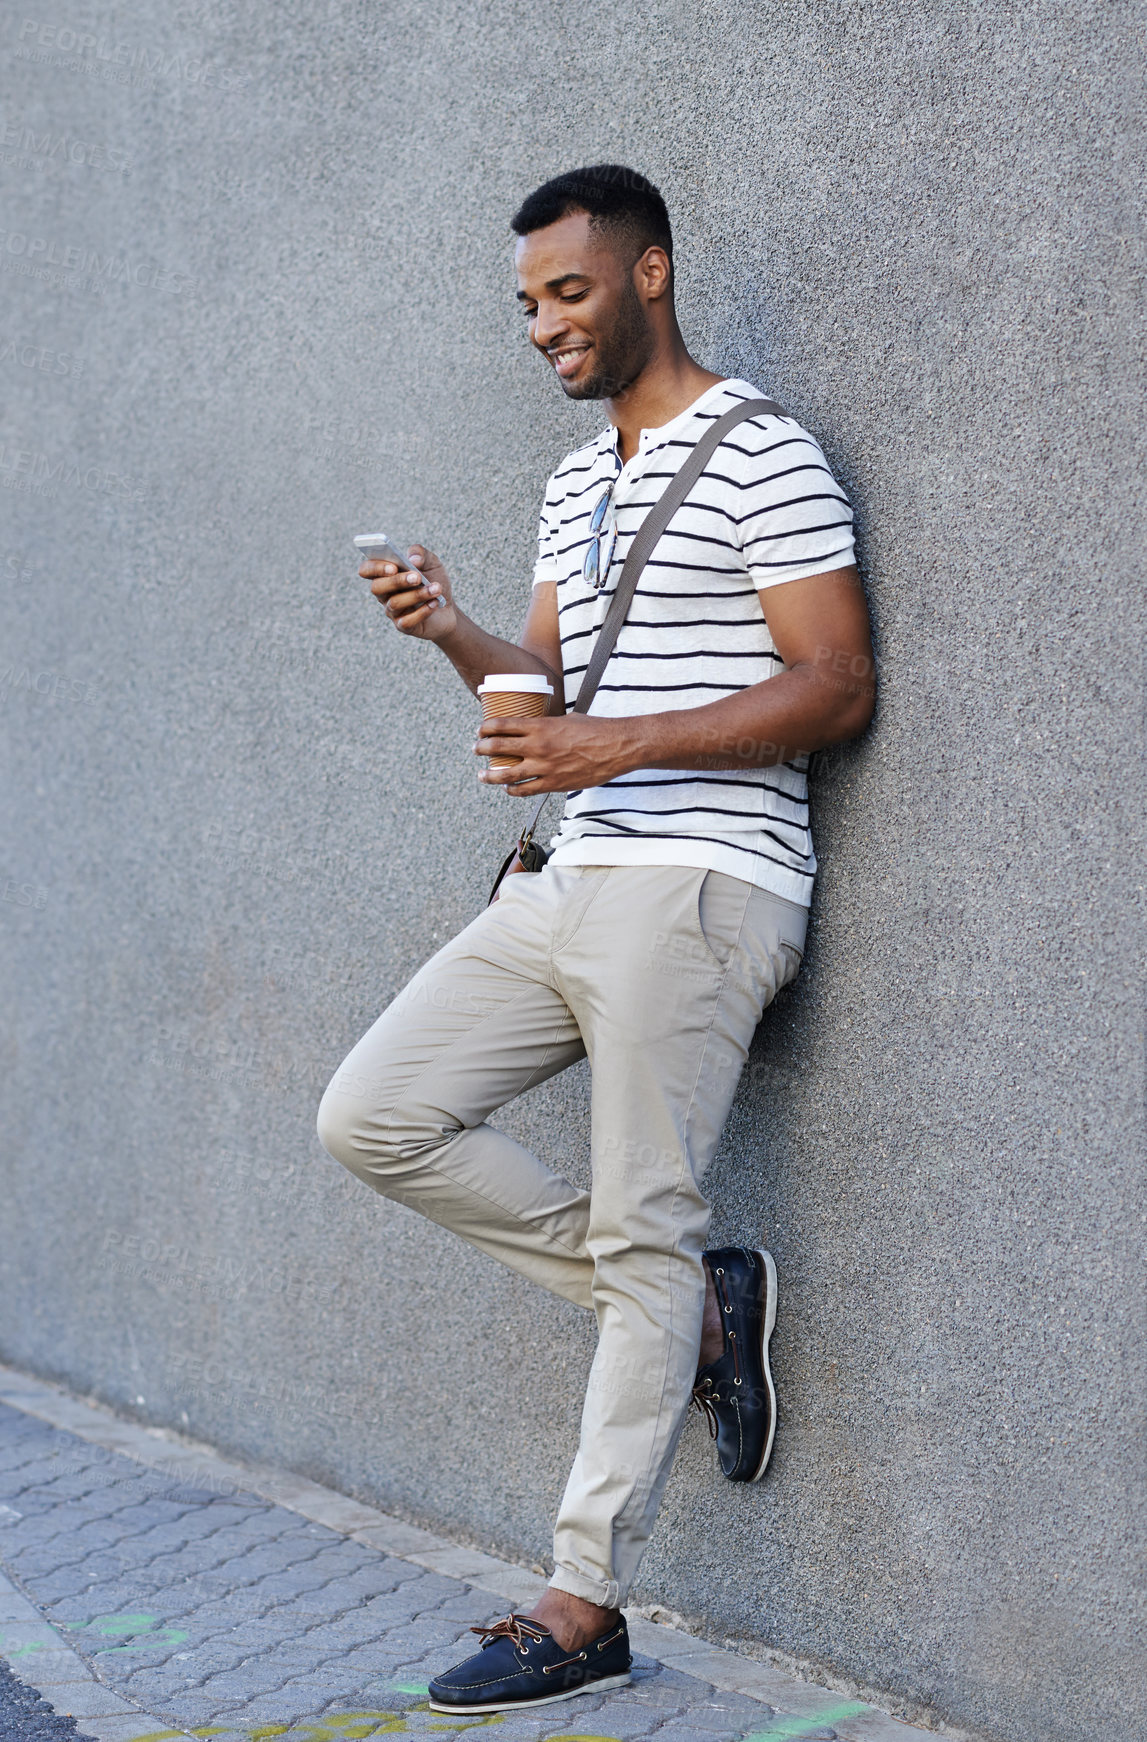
top-left (317, 164), bottom-right (874, 1717)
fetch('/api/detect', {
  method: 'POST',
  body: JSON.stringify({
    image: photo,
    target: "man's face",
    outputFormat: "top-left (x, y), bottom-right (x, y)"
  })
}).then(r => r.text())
top-left (515, 209), bottom-right (655, 400)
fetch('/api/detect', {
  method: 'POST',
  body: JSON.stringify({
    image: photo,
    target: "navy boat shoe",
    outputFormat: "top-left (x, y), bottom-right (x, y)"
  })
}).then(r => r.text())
top-left (427, 1611), bottom-right (632, 1714)
top-left (693, 1245), bottom-right (778, 1481)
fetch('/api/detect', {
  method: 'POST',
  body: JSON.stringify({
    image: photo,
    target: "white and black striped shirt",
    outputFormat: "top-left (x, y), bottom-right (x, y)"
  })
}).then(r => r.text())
top-left (533, 379), bottom-right (855, 907)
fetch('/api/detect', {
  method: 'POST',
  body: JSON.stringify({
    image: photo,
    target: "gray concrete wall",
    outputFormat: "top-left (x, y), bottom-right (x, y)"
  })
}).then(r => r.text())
top-left (1, 4), bottom-right (1142, 1738)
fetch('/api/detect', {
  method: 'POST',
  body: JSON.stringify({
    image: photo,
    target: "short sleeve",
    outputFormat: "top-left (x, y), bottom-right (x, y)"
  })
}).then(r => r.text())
top-left (532, 492), bottom-right (562, 588)
top-left (733, 420), bottom-right (856, 589)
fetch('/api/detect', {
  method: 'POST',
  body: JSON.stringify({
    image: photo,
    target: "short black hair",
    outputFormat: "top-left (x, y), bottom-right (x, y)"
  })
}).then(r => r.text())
top-left (511, 164), bottom-right (673, 268)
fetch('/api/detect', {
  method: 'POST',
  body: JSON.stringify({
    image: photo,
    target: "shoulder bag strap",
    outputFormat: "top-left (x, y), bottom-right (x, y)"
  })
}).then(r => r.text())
top-left (516, 394), bottom-right (787, 853)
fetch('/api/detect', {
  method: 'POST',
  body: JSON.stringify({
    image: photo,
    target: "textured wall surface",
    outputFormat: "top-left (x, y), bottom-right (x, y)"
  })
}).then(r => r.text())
top-left (1, 5), bottom-right (1143, 1740)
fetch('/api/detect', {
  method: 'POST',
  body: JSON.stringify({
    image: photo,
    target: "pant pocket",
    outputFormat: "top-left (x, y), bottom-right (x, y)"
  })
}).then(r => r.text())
top-left (735, 888), bottom-right (808, 1007)
top-left (694, 869), bottom-right (753, 969)
top-left (778, 940), bottom-right (804, 989)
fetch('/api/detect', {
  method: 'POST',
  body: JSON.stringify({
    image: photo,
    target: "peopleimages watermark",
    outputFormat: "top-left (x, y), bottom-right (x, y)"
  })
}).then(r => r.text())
top-left (0, 113), bottom-right (131, 177)
top-left (98, 1229), bottom-right (342, 1305)
top-left (198, 817), bottom-right (347, 897)
top-left (0, 438), bottom-right (148, 502)
top-left (0, 662), bottom-right (96, 704)
top-left (146, 1022), bottom-right (332, 1099)
top-left (2, 877), bottom-right (47, 909)
top-left (0, 1445), bottom-right (241, 1503)
top-left (15, 19), bottom-right (253, 94)
top-left (162, 1348), bottom-right (377, 1430)
top-left (0, 225), bottom-right (194, 295)
top-left (0, 335), bottom-right (83, 375)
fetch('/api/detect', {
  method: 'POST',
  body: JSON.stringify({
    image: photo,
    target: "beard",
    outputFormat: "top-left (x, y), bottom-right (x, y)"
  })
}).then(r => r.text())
top-left (560, 275), bottom-right (655, 400)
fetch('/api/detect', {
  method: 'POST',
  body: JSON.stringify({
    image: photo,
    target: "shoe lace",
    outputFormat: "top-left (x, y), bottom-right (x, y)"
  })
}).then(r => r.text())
top-left (692, 1375), bottom-right (720, 1440)
top-left (471, 1613), bottom-right (551, 1651)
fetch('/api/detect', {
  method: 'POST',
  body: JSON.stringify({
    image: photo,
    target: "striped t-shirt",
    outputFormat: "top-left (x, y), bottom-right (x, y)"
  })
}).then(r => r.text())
top-left (532, 378), bottom-right (855, 908)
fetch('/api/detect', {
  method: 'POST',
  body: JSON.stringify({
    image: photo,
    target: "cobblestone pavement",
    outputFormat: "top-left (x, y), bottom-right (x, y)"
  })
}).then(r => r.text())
top-left (0, 1378), bottom-right (929, 1742)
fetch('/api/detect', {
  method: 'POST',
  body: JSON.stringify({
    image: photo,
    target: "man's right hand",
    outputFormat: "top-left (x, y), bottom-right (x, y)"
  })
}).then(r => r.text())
top-left (362, 545), bottom-right (457, 642)
top-left (360, 551), bottom-right (562, 712)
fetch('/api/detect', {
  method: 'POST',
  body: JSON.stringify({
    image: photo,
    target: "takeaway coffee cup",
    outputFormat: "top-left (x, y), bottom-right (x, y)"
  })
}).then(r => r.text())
top-left (477, 674), bottom-right (553, 770)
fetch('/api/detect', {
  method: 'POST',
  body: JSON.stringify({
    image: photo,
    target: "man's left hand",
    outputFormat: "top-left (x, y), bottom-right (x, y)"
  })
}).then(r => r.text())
top-left (476, 714), bottom-right (634, 795)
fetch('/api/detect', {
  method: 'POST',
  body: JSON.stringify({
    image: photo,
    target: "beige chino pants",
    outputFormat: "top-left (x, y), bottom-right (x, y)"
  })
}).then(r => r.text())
top-left (316, 863), bottom-right (806, 1607)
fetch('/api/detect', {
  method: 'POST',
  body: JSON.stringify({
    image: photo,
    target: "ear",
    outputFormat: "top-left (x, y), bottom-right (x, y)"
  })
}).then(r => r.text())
top-left (634, 245), bottom-right (672, 304)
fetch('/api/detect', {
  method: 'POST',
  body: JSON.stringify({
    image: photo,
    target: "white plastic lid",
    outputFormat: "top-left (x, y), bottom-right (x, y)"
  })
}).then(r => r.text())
top-left (478, 674), bottom-right (553, 694)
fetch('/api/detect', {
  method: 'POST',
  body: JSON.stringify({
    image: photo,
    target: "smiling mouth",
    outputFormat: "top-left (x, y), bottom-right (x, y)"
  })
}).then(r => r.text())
top-left (549, 344), bottom-right (590, 378)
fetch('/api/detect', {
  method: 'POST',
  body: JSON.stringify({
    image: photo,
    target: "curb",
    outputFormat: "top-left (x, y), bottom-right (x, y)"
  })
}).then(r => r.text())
top-left (0, 1362), bottom-right (934, 1742)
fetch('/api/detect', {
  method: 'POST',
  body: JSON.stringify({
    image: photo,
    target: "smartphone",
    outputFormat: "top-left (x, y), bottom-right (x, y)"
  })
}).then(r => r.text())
top-left (353, 533), bottom-right (417, 570)
top-left (354, 533), bottom-right (446, 609)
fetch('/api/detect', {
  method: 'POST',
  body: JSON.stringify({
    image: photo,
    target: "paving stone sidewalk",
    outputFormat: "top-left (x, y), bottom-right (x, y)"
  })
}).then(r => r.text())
top-left (0, 1370), bottom-right (930, 1742)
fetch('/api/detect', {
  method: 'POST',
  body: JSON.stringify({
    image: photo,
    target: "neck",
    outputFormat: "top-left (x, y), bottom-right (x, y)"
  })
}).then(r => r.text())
top-left (606, 332), bottom-right (724, 463)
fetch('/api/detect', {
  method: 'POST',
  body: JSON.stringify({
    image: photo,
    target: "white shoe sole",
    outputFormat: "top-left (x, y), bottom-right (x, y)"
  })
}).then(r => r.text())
top-left (428, 1670), bottom-right (632, 1714)
top-left (748, 1246), bottom-right (778, 1482)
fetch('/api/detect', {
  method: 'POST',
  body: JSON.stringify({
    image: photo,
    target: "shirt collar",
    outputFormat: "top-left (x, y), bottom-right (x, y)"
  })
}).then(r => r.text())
top-left (598, 377), bottom-right (743, 464)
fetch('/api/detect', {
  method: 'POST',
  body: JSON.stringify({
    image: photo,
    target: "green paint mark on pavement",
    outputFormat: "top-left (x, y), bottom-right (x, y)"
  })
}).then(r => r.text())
top-left (64, 1612), bottom-right (158, 1636)
top-left (741, 1701), bottom-right (871, 1740)
top-left (61, 1611), bottom-right (189, 1653)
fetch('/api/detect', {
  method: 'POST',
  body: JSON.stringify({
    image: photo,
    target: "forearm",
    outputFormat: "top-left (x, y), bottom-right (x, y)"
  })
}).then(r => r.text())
top-left (613, 666), bottom-right (874, 773)
top-left (477, 567), bottom-right (876, 797)
top-left (434, 607), bottom-right (560, 699)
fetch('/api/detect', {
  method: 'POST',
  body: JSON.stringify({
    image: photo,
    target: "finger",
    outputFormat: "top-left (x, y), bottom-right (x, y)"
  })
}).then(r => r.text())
top-left (479, 765), bottom-right (520, 783)
top-left (475, 716), bottom-right (532, 741)
top-left (384, 597), bottom-right (432, 622)
top-left (398, 595), bottom-right (447, 619)
top-left (377, 584), bottom-right (445, 615)
top-left (479, 762), bottom-right (546, 791)
top-left (377, 582), bottom-right (433, 613)
top-left (475, 734), bottom-right (532, 759)
top-left (415, 548), bottom-right (451, 592)
top-left (391, 601), bottom-right (438, 631)
top-left (476, 750), bottom-right (529, 778)
top-left (369, 572), bottom-right (419, 599)
top-left (360, 560), bottom-right (400, 579)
